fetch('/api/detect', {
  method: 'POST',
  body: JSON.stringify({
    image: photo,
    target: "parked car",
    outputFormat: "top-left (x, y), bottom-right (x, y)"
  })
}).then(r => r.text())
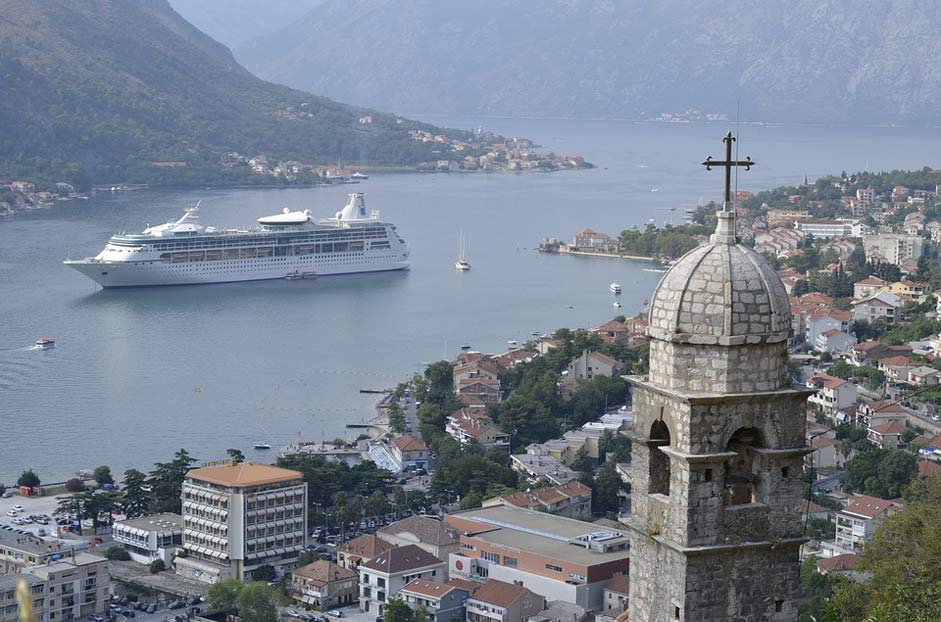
top-left (89, 614), bottom-right (104, 622)
top-left (0, 492), bottom-right (11, 498)
top-left (5, 510), bottom-right (17, 517)
top-left (12, 505), bottom-right (23, 512)
top-left (167, 601), bottom-right (184, 610)
top-left (37, 528), bottom-right (47, 537)
top-left (327, 611), bottom-right (343, 618)
top-left (145, 604), bottom-right (157, 614)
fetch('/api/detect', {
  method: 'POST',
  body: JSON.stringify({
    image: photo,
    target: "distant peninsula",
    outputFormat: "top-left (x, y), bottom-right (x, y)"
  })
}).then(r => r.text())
top-left (0, 0), bottom-right (589, 197)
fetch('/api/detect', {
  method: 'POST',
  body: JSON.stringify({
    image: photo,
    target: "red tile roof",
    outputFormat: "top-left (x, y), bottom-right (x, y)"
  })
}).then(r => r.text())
top-left (401, 579), bottom-right (458, 599)
top-left (918, 461), bottom-right (941, 478)
top-left (870, 421), bottom-right (906, 435)
top-left (816, 554), bottom-right (860, 572)
top-left (469, 579), bottom-right (530, 608)
top-left (392, 434), bottom-right (428, 452)
top-left (339, 534), bottom-right (393, 559)
top-left (361, 544), bottom-right (443, 574)
top-left (842, 495), bottom-right (900, 519)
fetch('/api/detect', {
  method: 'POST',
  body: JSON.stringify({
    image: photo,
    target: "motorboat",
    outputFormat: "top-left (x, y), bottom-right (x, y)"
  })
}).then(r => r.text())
top-left (613, 301), bottom-right (622, 308)
top-left (35, 338), bottom-right (55, 349)
top-left (285, 272), bottom-right (303, 280)
top-left (254, 443), bottom-right (272, 450)
top-left (609, 282), bottom-right (622, 294)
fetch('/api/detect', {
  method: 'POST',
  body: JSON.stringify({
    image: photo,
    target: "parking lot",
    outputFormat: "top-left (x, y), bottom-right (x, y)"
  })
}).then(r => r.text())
top-left (0, 491), bottom-right (73, 536)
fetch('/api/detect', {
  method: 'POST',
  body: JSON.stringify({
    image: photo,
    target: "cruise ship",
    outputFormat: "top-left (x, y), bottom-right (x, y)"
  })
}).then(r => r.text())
top-left (64, 193), bottom-right (409, 287)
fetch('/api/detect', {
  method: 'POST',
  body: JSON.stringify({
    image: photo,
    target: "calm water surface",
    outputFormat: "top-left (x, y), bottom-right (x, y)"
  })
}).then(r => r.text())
top-left (2, 120), bottom-right (940, 482)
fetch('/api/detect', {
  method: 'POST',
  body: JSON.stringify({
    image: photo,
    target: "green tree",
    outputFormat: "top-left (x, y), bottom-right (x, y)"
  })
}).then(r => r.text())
top-left (592, 463), bottom-right (624, 516)
top-left (459, 493), bottom-right (482, 510)
top-left (570, 447), bottom-right (592, 475)
top-left (17, 469), bottom-right (40, 488)
top-left (382, 598), bottom-right (414, 622)
top-left (103, 546), bottom-right (131, 561)
top-left (207, 579), bottom-right (244, 614)
top-left (832, 475), bottom-right (941, 621)
top-left (92, 465), bottom-right (114, 486)
top-left (121, 468), bottom-right (149, 517)
top-left (236, 583), bottom-right (279, 622)
top-left (65, 478), bottom-right (85, 493)
top-left (366, 490), bottom-right (389, 518)
top-left (227, 448), bottom-right (245, 463)
top-left (296, 550), bottom-right (317, 566)
top-left (149, 559), bottom-right (166, 573)
top-left (252, 564), bottom-right (277, 582)
top-left (844, 449), bottom-right (916, 499)
top-left (148, 449), bottom-right (197, 513)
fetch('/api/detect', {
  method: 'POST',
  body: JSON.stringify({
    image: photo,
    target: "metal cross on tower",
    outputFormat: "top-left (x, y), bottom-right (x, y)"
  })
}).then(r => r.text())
top-left (702, 131), bottom-right (755, 210)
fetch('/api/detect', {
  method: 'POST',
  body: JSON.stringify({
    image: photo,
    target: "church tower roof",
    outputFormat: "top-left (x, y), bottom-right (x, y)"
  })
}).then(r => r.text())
top-left (647, 210), bottom-right (791, 346)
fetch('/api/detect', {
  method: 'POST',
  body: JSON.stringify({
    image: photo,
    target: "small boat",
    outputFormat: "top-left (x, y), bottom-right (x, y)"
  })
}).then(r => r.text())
top-left (455, 229), bottom-right (471, 270)
top-left (460, 344), bottom-right (472, 350)
top-left (302, 272), bottom-right (319, 279)
top-left (350, 172), bottom-right (369, 180)
top-left (285, 272), bottom-right (303, 281)
top-left (609, 282), bottom-right (622, 294)
top-left (35, 338), bottom-right (55, 349)
top-left (613, 301), bottom-right (622, 308)
top-left (254, 443), bottom-right (272, 450)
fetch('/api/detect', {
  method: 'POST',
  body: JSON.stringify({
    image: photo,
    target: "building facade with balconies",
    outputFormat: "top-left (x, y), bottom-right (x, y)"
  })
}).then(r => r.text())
top-left (176, 462), bottom-right (307, 584)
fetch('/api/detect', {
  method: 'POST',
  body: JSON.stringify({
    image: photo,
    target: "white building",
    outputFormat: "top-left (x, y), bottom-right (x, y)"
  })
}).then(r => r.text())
top-left (862, 233), bottom-right (925, 266)
top-left (358, 544), bottom-right (446, 615)
top-left (834, 495), bottom-right (900, 551)
top-left (805, 374), bottom-right (857, 418)
top-left (793, 219), bottom-right (856, 238)
top-left (112, 513), bottom-right (183, 564)
top-left (175, 462), bottom-right (307, 584)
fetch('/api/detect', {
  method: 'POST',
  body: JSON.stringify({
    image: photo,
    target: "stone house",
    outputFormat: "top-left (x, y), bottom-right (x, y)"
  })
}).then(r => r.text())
top-left (855, 400), bottom-right (908, 428)
top-left (291, 560), bottom-right (358, 608)
top-left (571, 229), bottom-right (617, 252)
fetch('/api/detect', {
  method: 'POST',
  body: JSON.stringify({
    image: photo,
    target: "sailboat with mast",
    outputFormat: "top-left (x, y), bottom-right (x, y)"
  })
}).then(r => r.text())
top-left (455, 230), bottom-right (470, 271)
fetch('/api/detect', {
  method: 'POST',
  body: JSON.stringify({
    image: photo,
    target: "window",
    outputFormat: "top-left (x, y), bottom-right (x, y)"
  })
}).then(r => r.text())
top-left (460, 543), bottom-right (476, 551)
top-left (775, 600), bottom-right (784, 613)
top-left (503, 556), bottom-right (518, 568)
top-left (649, 419), bottom-right (671, 495)
top-left (481, 551), bottom-right (500, 563)
top-left (545, 564), bottom-right (562, 573)
top-left (377, 577), bottom-right (386, 589)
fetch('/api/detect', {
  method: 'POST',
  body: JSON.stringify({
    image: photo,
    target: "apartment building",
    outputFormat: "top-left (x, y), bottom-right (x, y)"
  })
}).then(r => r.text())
top-left (390, 435), bottom-right (432, 471)
top-left (862, 233), bottom-right (925, 266)
top-left (358, 544), bottom-right (445, 615)
top-left (0, 574), bottom-right (45, 622)
top-left (793, 219), bottom-right (855, 238)
top-left (446, 409), bottom-right (511, 451)
top-left (0, 531), bottom-right (68, 574)
top-left (175, 462), bottom-right (307, 584)
top-left (112, 513), bottom-right (182, 564)
top-left (445, 505), bottom-right (630, 611)
top-left (24, 553), bottom-right (109, 622)
top-left (834, 495), bottom-right (900, 551)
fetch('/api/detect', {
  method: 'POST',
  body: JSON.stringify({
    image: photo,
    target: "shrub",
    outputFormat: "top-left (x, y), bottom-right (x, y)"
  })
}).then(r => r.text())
top-left (103, 547), bottom-right (131, 561)
top-left (65, 478), bottom-right (85, 493)
top-left (149, 559), bottom-right (166, 573)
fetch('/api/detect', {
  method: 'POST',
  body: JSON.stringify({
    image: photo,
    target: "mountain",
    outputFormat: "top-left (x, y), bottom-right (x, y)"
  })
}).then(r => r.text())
top-left (0, 0), bottom-right (475, 187)
top-left (236, 0), bottom-right (941, 125)
top-left (168, 0), bottom-right (323, 48)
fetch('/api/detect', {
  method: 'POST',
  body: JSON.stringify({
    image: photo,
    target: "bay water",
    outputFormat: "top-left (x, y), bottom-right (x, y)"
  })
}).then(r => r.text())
top-left (2, 119), bottom-right (939, 482)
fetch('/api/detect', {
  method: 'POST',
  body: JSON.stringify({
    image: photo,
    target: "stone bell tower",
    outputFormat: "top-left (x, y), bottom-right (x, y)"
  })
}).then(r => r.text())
top-left (625, 136), bottom-right (812, 622)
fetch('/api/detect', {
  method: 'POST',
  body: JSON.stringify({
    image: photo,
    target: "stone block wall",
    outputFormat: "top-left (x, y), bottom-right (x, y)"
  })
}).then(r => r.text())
top-left (648, 339), bottom-right (790, 394)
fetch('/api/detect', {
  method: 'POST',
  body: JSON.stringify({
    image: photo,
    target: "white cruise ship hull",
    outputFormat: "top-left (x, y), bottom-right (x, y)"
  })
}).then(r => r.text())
top-left (65, 252), bottom-right (409, 288)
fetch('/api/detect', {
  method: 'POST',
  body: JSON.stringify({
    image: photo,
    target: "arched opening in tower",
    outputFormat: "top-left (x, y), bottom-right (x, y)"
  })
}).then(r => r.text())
top-left (724, 427), bottom-right (764, 505)
top-left (648, 419), bottom-right (672, 496)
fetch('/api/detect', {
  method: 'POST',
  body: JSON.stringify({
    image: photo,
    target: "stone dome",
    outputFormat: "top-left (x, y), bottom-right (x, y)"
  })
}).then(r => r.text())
top-left (647, 211), bottom-right (791, 345)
